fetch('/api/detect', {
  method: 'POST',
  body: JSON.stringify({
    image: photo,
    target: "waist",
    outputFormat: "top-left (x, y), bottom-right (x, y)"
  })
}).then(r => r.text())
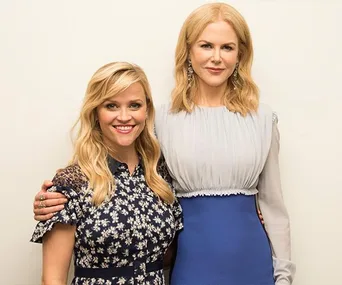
top-left (174, 187), bottom-right (258, 198)
top-left (75, 260), bottom-right (163, 278)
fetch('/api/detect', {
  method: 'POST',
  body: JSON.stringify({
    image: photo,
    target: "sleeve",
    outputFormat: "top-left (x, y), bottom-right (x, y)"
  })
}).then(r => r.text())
top-left (157, 153), bottom-right (172, 185)
top-left (171, 196), bottom-right (184, 232)
top-left (30, 168), bottom-right (85, 244)
top-left (257, 114), bottom-right (296, 285)
top-left (157, 154), bottom-right (183, 232)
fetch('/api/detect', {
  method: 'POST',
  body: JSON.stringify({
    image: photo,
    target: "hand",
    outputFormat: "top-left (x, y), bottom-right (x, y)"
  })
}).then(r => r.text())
top-left (33, 180), bottom-right (68, 221)
top-left (258, 209), bottom-right (265, 225)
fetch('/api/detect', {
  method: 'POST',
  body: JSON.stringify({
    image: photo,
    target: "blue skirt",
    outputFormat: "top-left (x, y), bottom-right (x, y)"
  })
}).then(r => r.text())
top-left (170, 195), bottom-right (275, 285)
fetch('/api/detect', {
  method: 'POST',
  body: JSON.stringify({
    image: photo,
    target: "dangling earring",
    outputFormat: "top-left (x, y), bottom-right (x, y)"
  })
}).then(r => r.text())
top-left (187, 59), bottom-right (194, 87)
top-left (232, 63), bottom-right (239, 90)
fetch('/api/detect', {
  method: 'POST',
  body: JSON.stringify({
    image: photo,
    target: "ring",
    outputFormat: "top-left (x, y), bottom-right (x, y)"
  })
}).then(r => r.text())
top-left (39, 194), bottom-right (45, 201)
top-left (38, 201), bottom-right (46, 209)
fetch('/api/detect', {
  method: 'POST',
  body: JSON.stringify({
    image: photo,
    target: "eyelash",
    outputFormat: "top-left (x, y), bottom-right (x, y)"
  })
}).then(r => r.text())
top-left (105, 103), bottom-right (142, 110)
top-left (200, 44), bottom-right (233, 51)
top-left (130, 103), bottom-right (141, 109)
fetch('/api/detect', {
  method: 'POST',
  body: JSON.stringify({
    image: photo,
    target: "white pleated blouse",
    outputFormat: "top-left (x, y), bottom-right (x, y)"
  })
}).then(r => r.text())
top-left (155, 103), bottom-right (296, 285)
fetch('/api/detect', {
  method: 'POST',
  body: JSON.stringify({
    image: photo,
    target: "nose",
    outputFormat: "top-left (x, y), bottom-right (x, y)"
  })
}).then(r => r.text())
top-left (212, 48), bottom-right (221, 63)
top-left (117, 108), bottom-right (132, 122)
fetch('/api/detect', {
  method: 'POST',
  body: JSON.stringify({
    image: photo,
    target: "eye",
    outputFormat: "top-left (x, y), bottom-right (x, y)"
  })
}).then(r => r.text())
top-left (130, 102), bottom-right (142, 109)
top-left (200, 43), bottom-right (212, 49)
top-left (105, 103), bottom-right (117, 110)
top-left (222, 45), bottom-right (233, 51)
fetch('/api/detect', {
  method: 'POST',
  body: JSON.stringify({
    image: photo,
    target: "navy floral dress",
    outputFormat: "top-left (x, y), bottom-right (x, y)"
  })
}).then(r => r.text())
top-left (31, 156), bottom-right (183, 285)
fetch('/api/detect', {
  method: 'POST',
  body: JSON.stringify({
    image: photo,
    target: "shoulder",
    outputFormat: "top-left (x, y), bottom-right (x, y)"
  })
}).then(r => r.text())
top-left (155, 103), bottom-right (171, 117)
top-left (257, 103), bottom-right (278, 124)
top-left (52, 164), bottom-right (88, 191)
top-left (155, 103), bottom-right (172, 134)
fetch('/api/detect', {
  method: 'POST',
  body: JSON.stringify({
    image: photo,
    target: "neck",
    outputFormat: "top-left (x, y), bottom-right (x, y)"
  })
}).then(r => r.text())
top-left (109, 145), bottom-right (139, 173)
top-left (195, 83), bottom-right (227, 107)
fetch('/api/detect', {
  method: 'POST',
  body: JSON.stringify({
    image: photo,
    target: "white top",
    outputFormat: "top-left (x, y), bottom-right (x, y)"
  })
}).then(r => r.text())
top-left (155, 103), bottom-right (296, 285)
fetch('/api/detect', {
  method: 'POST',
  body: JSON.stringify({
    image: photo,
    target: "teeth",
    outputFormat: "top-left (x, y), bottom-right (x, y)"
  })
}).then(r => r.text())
top-left (115, 126), bottom-right (133, 130)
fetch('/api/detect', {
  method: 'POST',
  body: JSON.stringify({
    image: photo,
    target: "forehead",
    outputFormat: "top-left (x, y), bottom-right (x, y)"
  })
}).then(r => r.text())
top-left (108, 82), bottom-right (146, 102)
top-left (198, 20), bottom-right (238, 43)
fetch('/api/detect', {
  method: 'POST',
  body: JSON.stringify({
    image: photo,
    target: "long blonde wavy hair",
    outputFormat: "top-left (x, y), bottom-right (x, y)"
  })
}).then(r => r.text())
top-left (171, 2), bottom-right (259, 115)
top-left (70, 62), bottom-right (174, 205)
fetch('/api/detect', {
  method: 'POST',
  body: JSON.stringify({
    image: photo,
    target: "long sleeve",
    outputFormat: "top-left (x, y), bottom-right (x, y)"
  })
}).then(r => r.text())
top-left (257, 115), bottom-right (296, 284)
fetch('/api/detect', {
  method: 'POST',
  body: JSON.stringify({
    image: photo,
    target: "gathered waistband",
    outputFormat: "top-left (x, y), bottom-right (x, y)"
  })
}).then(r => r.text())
top-left (75, 260), bottom-right (163, 279)
top-left (175, 188), bottom-right (258, 198)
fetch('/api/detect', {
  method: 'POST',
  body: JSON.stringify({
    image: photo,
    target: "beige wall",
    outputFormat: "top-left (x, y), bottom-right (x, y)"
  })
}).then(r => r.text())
top-left (1, 0), bottom-right (341, 284)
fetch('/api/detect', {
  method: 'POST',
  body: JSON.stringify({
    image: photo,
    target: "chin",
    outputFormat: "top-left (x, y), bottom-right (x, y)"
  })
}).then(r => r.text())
top-left (117, 141), bottom-right (135, 148)
top-left (207, 81), bottom-right (227, 88)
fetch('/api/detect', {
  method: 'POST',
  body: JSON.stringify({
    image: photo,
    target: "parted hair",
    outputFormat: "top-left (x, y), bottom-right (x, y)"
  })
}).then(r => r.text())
top-left (171, 2), bottom-right (259, 115)
top-left (70, 62), bottom-right (174, 205)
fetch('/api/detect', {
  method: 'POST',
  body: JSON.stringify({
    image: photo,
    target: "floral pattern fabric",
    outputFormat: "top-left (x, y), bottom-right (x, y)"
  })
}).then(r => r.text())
top-left (31, 157), bottom-right (183, 285)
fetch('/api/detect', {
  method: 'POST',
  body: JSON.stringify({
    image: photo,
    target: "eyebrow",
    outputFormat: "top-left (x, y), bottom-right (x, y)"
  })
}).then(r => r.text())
top-left (105, 99), bottom-right (144, 103)
top-left (197, 40), bottom-right (237, 46)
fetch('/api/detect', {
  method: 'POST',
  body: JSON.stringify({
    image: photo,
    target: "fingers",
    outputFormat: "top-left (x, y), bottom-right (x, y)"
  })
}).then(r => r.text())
top-left (41, 180), bottom-right (53, 191)
top-left (33, 204), bottom-right (65, 216)
top-left (34, 191), bottom-right (66, 202)
top-left (257, 209), bottom-right (265, 225)
top-left (34, 213), bottom-right (55, 222)
top-left (33, 197), bottom-right (67, 210)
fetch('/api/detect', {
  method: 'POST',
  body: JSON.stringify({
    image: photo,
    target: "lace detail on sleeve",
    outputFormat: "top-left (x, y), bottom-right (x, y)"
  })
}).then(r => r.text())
top-left (272, 112), bottom-right (278, 123)
top-left (30, 165), bottom-right (88, 243)
top-left (157, 154), bottom-right (172, 185)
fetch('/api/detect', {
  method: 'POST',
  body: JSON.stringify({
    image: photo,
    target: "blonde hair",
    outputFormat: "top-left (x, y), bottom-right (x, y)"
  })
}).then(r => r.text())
top-left (71, 62), bottom-right (174, 205)
top-left (171, 2), bottom-right (259, 115)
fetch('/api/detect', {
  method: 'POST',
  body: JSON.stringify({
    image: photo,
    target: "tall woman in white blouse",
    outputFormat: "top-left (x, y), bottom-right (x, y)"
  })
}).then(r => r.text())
top-left (32, 3), bottom-right (295, 285)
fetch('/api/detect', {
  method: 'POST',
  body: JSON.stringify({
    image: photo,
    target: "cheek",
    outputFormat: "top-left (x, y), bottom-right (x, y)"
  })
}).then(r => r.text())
top-left (97, 112), bottom-right (111, 124)
top-left (224, 52), bottom-right (239, 65)
top-left (134, 109), bottom-right (148, 125)
top-left (97, 109), bottom-right (116, 127)
top-left (191, 51), bottom-right (208, 66)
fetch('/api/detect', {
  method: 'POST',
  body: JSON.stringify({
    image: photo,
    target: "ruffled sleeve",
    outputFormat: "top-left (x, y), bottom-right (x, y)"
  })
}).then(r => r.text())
top-left (30, 165), bottom-right (88, 243)
top-left (257, 114), bottom-right (296, 284)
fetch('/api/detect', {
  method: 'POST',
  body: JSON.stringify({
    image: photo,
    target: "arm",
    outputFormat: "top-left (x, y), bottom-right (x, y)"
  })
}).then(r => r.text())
top-left (33, 181), bottom-right (68, 221)
top-left (257, 116), bottom-right (295, 285)
top-left (42, 223), bottom-right (75, 285)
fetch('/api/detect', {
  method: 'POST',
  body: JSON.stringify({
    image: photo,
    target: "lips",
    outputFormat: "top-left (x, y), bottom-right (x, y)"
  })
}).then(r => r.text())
top-left (206, 67), bottom-right (225, 74)
top-left (113, 125), bottom-right (134, 134)
top-left (206, 67), bottom-right (224, 71)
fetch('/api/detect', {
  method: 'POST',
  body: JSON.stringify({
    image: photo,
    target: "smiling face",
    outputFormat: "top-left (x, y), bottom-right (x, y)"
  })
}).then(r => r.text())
top-left (96, 82), bottom-right (147, 152)
top-left (190, 20), bottom-right (239, 91)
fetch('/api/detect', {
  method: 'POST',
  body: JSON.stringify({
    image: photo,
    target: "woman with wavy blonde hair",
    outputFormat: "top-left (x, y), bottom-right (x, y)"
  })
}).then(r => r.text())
top-left (155, 3), bottom-right (295, 285)
top-left (31, 62), bottom-right (183, 285)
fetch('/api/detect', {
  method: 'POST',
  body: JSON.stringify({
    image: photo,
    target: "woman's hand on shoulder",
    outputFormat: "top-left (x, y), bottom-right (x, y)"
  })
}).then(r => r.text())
top-left (33, 180), bottom-right (68, 221)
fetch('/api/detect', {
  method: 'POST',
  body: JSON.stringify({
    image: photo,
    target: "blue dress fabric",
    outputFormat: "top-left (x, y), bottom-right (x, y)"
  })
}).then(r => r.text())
top-left (155, 104), bottom-right (292, 285)
top-left (171, 195), bottom-right (274, 285)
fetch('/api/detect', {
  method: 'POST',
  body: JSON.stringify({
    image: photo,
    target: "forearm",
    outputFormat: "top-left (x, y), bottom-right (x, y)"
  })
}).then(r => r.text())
top-left (42, 223), bottom-right (75, 285)
top-left (258, 117), bottom-right (295, 283)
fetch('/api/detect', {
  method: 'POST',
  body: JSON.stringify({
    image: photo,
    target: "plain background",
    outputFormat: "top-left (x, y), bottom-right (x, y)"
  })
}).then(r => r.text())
top-left (1, 0), bottom-right (341, 284)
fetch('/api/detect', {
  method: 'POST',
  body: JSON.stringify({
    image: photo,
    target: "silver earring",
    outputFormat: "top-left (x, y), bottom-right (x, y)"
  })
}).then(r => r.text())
top-left (187, 59), bottom-right (194, 87)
